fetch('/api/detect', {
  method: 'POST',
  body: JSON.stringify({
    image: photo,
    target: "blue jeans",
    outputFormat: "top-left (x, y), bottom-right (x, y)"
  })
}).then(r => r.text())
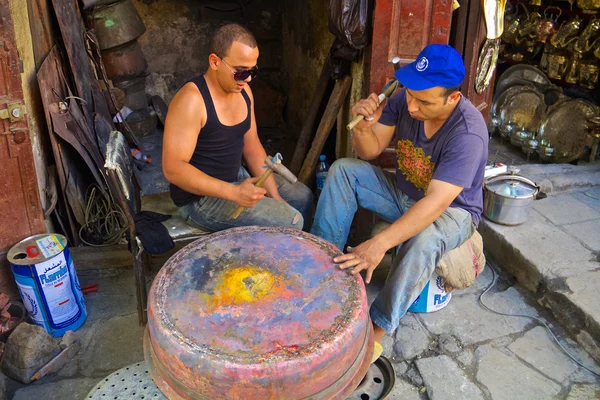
top-left (178, 167), bottom-right (313, 231)
top-left (311, 158), bottom-right (475, 333)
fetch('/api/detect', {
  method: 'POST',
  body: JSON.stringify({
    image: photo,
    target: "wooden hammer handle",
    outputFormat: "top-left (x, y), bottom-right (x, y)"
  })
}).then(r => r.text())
top-left (346, 114), bottom-right (365, 130)
top-left (231, 168), bottom-right (273, 219)
top-left (346, 93), bottom-right (387, 131)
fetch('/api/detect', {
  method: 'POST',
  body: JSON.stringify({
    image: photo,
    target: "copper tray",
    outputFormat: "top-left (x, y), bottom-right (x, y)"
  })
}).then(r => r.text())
top-left (499, 87), bottom-right (546, 132)
top-left (538, 99), bottom-right (598, 163)
top-left (495, 65), bottom-right (551, 97)
top-left (491, 85), bottom-right (532, 121)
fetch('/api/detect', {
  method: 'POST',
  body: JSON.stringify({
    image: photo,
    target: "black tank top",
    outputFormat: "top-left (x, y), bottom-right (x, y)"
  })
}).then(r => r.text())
top-left (169, 75), bottom-right (251, 207)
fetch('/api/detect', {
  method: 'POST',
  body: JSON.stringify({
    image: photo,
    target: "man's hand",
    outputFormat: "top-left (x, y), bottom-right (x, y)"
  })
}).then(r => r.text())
top-left (235, 177), bottom-right (267, 208)
top-left (351, 93), bottom-right (385, 131)
top-left (333, 239), bottom-right (388, 284)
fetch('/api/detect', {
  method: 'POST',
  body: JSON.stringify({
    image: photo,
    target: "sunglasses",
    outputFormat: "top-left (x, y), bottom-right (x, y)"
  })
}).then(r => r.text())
top-left (218, 56), bottom-right (259, 81)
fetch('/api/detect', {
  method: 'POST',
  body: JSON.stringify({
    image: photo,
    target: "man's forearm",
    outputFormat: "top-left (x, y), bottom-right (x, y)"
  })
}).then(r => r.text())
top-left (374, 195), bottom-right (448, 250)
top-left (165, 162), bottom-right (237, 201)
top-left (352, 127), bottom-right (384, 160)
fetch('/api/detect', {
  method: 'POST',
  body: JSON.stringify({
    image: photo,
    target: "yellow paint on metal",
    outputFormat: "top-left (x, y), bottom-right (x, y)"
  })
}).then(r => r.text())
top-left (208, 266), bottom-right (281, 309)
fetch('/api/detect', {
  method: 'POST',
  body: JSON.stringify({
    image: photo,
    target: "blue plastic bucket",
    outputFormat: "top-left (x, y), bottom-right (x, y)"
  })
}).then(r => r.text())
top-left (408, 271), bottom-right (452, 313)
top-left (7, 234), bottom-right (87, 337)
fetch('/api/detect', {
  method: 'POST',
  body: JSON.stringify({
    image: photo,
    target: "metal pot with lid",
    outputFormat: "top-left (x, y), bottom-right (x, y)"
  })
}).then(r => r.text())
top-left (483, 175), bottom-right (546, 225)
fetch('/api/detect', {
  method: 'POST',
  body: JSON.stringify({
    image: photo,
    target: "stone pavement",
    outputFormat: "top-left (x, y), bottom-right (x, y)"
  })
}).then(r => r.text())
top-left (4, 248), bottom-right (599, 399)
top-left (4, 268), bottom-right (146, 400)
top-left (366, 259), bottom-right (600, 399)
top-left (480, 163), bottom-right (600, 365)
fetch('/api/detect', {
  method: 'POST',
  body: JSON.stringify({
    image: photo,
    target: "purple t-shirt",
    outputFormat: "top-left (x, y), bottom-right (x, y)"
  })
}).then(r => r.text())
top-left (379, 90), bottom-right (488, 225)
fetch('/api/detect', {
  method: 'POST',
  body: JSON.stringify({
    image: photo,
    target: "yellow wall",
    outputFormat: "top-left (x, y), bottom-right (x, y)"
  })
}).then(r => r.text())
top-left (11, 0), bottom-right (51, 227)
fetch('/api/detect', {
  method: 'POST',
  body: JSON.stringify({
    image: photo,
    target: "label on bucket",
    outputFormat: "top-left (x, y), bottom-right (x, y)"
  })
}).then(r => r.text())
top-left (34, 253), bottom-right (79, 325)
top-left (408, 272), bottom-right (452, 313)
top-left (16, 282), bottom-right (44, 325)
top-left (35, 235), bottom-right (65, 258)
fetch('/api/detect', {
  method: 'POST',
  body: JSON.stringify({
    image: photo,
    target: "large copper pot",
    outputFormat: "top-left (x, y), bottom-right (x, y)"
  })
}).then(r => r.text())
top-left (101, 40), bottom-right (148, 82)
top-left (90, 0), bottom-right (146, 50)
top-left (145, 227), bottom-right (374, 400)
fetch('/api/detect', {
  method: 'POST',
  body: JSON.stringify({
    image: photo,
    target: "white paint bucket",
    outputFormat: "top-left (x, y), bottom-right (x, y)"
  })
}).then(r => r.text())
top-left (7, 234), bottom-right (87, 337)
top-left (408, 271), bottom-right (452, 313)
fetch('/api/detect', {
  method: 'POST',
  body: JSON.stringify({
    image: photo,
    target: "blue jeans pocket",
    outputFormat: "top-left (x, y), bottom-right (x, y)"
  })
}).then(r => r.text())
top-left (440, 207), bottom-right (472, 239)
top-left (177, 197), bottom-right (208, 226)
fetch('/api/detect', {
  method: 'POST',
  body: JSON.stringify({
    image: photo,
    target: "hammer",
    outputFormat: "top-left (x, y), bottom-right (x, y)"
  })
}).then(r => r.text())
top-left (346, 57), bottom-right (402, 131)
top-left (232, 154), bottom-right (298, 219)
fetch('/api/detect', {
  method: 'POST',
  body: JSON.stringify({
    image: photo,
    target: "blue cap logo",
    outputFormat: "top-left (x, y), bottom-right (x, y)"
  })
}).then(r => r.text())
top-left (394, 44), bottom-right (466, 91)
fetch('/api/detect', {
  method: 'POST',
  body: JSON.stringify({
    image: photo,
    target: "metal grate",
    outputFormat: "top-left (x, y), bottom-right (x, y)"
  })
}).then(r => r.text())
top-left (87, 357), bottom-right (395, 400)
top-left (85, 362), bottom-right (166, 400)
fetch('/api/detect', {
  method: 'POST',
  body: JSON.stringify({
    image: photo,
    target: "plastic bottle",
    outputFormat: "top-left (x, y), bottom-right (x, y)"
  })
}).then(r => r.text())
top-left (131, 148), bottom-right (152, 163)
top-left (316, 154), bottom-right (329, 196)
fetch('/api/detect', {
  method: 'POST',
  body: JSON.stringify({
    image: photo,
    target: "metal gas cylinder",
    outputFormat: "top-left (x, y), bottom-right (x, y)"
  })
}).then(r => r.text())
top-left (144, 226), bottom-right (373, 400)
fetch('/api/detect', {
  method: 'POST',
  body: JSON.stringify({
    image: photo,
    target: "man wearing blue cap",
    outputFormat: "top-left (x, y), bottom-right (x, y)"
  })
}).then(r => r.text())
top-left (311, 44), bottom-right (489, 360)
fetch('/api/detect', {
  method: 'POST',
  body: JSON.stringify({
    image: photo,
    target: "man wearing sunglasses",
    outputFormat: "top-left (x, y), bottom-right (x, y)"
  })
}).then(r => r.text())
top-left (163, 23), bottom-right (312, 232)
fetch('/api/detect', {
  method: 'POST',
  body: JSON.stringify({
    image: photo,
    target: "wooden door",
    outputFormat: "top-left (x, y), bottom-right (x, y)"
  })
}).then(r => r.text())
top-left (366, 0), bottom-right (454, 169)
top-left (453, 0), bottom-right (494, 120)
top-left (0, 0), bottom-right (46, 295)
top-left (368, 0), bottom-right (454, 94)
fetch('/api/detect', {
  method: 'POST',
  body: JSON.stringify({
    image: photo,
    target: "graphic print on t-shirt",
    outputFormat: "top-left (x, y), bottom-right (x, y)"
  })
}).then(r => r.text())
top-left (395, 139), bottom-right (435, 191)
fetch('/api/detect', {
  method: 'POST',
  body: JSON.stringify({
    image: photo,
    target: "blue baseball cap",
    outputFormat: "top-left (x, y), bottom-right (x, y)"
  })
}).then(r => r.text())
top-left (395, 44), bottom-right (465, 91)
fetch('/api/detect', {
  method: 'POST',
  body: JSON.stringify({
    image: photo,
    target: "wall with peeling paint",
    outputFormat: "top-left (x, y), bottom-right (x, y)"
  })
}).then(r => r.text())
top-left (133, 0), bottom-right (284, 105)
top-left (132, 0), bottom-right (362, 156)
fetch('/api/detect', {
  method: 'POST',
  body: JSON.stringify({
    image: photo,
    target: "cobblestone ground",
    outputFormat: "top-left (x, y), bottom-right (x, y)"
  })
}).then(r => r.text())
top-left (7, 260), bottom-right (600, 400)
top-left (367, 256), bottom-right (600, 399)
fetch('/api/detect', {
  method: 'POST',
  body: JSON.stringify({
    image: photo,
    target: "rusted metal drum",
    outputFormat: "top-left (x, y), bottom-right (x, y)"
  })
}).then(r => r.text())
top-left (114, 75), bottom-right (148, 110)
top-left (90, 0), bottom-right (146, 50)
top-left (101, 40), bottom-right (148, 82)
top-left (145, 227), bottom-right (373, 400)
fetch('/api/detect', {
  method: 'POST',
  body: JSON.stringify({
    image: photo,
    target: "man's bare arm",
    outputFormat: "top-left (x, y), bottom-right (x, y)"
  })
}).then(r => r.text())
top-left (162, 83), bottom-right (265, 207)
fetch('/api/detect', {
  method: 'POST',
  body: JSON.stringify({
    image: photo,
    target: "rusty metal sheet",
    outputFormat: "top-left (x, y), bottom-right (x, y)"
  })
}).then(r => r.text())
top-left (146, 227), bottom-right (373, 400)
top-left (37, 47), bottom-right (81, 242)
top-left (94, 113), bottom-right (112, 158)
top-left (49, 106), bottom-right (105, 188)
top-left (51, 0), bottom-right (94, 126)
top-left (59, 80), bottom-right (106, 169)
top-left (86, 30), bottom-right (140, 147)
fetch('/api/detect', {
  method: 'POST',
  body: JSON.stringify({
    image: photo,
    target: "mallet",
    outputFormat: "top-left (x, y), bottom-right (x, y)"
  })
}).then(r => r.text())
top-left (232, 154), bottom-right (298, 219)
top-left (346, 57), bottom-right (402, 131)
